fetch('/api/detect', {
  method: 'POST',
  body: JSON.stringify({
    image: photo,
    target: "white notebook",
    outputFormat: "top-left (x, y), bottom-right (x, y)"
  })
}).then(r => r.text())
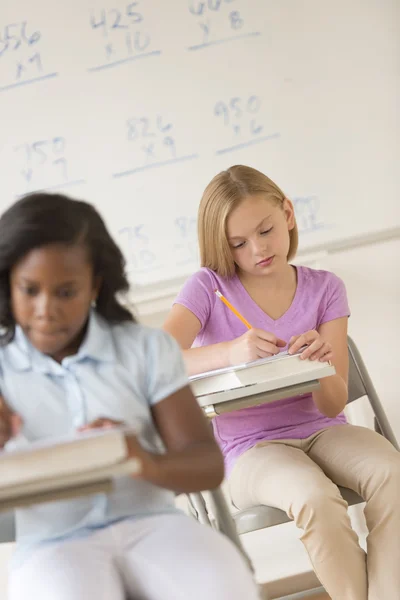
top-left (189, 349), bottom-right (301, 382)
top-left (189, 351), bottom-right (334, 398)
top-left (0, 427), bottom-right (142, 511)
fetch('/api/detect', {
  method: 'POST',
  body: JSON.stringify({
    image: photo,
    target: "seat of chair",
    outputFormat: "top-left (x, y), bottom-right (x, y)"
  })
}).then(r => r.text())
top-left (233, 486), bottom-right (364, 535)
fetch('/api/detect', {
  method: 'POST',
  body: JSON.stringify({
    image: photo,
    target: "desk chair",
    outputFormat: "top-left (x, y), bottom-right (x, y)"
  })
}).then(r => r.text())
top-left (189, 336), bottom-right (399, 598)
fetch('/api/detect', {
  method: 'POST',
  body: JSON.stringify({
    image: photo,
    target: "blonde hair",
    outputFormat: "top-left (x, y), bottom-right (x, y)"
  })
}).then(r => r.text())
top-left (198, 165), bottom-right (299, 278)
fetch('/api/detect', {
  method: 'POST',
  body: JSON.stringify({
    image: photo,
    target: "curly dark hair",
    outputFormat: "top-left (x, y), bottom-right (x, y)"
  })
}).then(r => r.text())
top-left (0, 192), bottom-right (135, 345)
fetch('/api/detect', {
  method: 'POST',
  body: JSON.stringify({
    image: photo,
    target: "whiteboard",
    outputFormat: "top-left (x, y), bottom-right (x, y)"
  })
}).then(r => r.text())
top-left (1, 0), bottom-right (399, 288)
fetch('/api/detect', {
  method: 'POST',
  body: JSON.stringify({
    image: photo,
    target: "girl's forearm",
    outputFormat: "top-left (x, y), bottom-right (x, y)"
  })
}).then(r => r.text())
top-left (182, 343), bottom-right (230, 376)
top-left (146, 441), bottom-right (224, 493)
top-left (313, 374), bottom-right (348, 417)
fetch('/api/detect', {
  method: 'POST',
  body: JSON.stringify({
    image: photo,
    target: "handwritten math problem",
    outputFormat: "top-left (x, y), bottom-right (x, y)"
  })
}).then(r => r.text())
top-left (87, 2), bottom-right (161, 71)
top-left (113, 114), bottom-right (199, 178)
top-left (0, 20), bottom-right (58, 93)
top-left (213, 94), bottom-right (280, 154)
top-left (13, 137), bottom-right (85, 196)
top-left (174, 217), bottom-right (199, 266)
top-left (117, 202), bottom-right (329, 278)
top-left (293, 197), bottom-right (326, 234)
top-left (118, 224), bottom-right (161, 275)
top-left (127, 114), bottom-right (176, 158)
top-left (187, 0), bottom-right (261, 50)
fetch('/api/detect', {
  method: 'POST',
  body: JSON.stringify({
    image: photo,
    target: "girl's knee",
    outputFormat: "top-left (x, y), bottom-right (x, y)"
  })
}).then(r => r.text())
top-left (366, 457), bottom-right (400, 503)
top-left (193, 530), bottom-right (259, 599)
top-left (291, 485), bottom-right (348, 526)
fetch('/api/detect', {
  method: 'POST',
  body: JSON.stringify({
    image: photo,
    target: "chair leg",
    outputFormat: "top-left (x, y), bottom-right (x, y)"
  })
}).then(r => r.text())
top-left (188, 491), bottom-right (266, 597)
top-left (187, 493), bottom-right (213, 526)
top-left (207, 489), bottom-right (256, 573)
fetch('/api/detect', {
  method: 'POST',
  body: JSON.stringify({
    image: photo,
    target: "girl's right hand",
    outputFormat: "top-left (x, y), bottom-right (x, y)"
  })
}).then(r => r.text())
top-left (0, 396), bottom-right (22, 449)
top-left (227, 329), bottom-right (286, 365)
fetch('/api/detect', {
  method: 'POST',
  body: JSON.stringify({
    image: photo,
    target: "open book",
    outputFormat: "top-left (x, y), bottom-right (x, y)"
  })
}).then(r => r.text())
top-left (0, 427), bottom-right (141, 512)
top-left (189, 350), bottom-right (335, 399)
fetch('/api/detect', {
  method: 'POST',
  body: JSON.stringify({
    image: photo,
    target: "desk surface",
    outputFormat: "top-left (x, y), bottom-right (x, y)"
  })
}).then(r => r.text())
top-left (196, 362), bottom-right (334, 406)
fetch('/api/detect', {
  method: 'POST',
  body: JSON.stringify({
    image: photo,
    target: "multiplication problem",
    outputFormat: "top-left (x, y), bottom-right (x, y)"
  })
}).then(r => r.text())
top-left (293, 197), bottom-right (326, 233)
top-left (174, 216), bottom-right (198, 266)
top-left (114, 114), bottom-right (198, 178)
top-left (187, 0), bottom-right (260, 50)
top-left (88, 2), bottom-right (159, 71)
top-left (213, 94), bottom-right (278, 154)
top-left (0, 21), bottom-right (57, 92)
top-left (214, 95), bottom-right (263, 137)
top-left (13, 137), bottom-right (84, 194)
top-left (118, 224), bottom-right (160, 275)
top-left (127, 114), bottom-right (176, 162)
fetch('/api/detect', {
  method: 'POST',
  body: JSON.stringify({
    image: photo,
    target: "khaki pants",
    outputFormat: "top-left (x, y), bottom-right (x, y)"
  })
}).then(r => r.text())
top-left (229, 424), bottom-right (400, 600)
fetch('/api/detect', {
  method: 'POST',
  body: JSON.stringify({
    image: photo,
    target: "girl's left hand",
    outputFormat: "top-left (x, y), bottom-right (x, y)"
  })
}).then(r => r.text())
top-left (288, 330), bottom-right (333, 362)
top-left (78, 418), bottom-right (160, 481)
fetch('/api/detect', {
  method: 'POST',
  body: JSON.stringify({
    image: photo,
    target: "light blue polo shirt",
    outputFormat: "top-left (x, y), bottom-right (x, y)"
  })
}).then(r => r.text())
top-left (0, 311), bottom-right (188, 564)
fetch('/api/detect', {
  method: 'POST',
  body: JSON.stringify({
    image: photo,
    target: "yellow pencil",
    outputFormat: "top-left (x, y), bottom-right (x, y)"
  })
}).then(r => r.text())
top-left (214, 289), bottom-right (252, 330)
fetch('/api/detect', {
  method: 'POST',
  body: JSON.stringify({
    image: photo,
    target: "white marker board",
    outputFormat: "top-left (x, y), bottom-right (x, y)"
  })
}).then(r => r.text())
top-left (0, 0), bottom-right (399, 287)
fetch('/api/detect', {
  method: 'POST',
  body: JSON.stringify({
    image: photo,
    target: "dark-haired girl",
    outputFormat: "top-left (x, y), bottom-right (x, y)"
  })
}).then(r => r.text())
top-left (0, 193), bottom-right (259, 600)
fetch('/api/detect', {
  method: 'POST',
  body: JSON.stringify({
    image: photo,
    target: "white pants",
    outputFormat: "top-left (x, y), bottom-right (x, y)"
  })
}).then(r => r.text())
top-left (8, 514), bottom-right (259, 600)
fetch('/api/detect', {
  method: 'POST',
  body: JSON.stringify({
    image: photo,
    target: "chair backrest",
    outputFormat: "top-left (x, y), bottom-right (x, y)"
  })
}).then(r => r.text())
top-left (347, 337), bottom-right (369, 404)
top-left (347, 336), bottom-right (399, 450)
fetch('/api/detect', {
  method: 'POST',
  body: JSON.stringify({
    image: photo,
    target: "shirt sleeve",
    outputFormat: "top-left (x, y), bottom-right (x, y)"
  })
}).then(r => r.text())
top-left (319, 273), bottom-right (351, 325)
top-left (145, 329), bottom-right (189, 406)
top-left (173, 269), bottom-right (215, 331)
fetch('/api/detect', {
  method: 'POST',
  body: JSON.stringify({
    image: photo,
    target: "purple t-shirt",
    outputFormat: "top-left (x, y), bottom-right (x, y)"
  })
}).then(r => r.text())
top-left (175, 266), bottom-right (350, 474)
